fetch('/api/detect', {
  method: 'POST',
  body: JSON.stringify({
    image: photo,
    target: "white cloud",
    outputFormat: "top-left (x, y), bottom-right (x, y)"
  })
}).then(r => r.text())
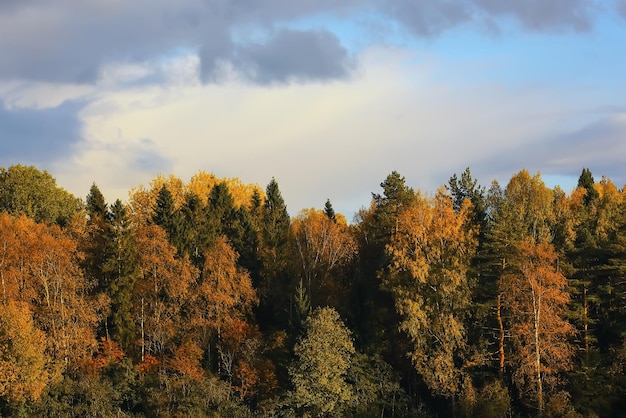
top-left (45, 46), bottom-right (621, 218)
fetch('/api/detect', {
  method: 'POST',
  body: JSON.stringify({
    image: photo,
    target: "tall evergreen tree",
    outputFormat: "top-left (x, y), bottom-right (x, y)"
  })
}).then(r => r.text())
top-left (577, 167), bottom-right (599, 206)
top-left (324, 199), bottom-right (336, 222)
top-left (448, 167), bottom-right (487, 238)
top-left (83, 183), bottom-right (113, 299)
top-left (257, 178), bottom-right (291, 328)
top-left (152, 185), bottom-right (183, 250)
top-left (104, 200), bottom-right (138, 352)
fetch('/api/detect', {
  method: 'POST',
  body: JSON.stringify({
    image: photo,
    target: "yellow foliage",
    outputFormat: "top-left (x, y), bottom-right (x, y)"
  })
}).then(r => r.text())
top-left (386, 187), bottom-right (478, 398)
top-left (129, 171), bottom-right (265, 225)
top-left (0, 301), bottom-right (48, 404)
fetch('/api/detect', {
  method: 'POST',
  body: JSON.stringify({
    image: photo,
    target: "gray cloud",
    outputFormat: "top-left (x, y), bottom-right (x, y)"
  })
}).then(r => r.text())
top-left (132, 138), bottom-right (173, 173)
top-left (234, 29), bottom-right (354, 83)
top-left (0, 100), bottom-right (83, 166)
top-left (616, 0), bottom-right (626, 19)
top-left (472, 0), bottom-right (597, 32)
top-left (476, 114), bottom-right (626, 189)
top-left (385, 0), bottom-right (472, 37)
top-left (382, 0), bottom-right (608, 37)
top-left (0, 1), bottom-right (355, 85)
top-left (0, 0), bottom-right (621, 86)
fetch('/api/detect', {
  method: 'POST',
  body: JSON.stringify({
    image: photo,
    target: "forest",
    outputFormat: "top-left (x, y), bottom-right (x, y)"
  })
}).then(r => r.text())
top-left (0, 164), bottom-right (625, 417)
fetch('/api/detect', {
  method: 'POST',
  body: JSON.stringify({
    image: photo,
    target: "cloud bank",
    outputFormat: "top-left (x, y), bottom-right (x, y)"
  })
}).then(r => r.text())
top-left (0, 0), bottom-right (624, 216)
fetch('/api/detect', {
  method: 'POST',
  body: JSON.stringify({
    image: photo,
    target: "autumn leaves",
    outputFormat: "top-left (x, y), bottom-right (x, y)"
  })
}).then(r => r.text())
top-left (0, 164), bottom-right (625, 416)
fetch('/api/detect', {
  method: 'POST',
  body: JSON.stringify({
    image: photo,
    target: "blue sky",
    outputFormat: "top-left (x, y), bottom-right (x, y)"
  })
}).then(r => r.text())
top-left (1, 0), bottom-right (625, 218)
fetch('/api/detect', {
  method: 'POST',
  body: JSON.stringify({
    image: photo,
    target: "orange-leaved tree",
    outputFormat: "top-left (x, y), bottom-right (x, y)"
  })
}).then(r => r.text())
top-left (502, 238), bottom-right (574, 415)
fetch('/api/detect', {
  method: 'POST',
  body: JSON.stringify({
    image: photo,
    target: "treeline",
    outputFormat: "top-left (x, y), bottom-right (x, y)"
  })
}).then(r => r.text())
top-left (0, 164), bottom-right (625, 417)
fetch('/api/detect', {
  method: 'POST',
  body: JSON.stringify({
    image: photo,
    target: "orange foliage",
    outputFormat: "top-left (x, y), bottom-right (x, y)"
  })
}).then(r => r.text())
top-left (194, 237), bottom-right (258, 334)
top-left (133, 224), bottom-right (197, 357)
top-left (503, 238), bottom-right (574, 412)
top-left (137, 354), bottom-right (159, 374)
top-left (0, 213), bottom-right (100, 376)
top-left (188, 171), bottom-right (264, 209)
top-left (168, 340), bottom-right (205, 380)
top-left (82, 338), bottom-right (125, 379)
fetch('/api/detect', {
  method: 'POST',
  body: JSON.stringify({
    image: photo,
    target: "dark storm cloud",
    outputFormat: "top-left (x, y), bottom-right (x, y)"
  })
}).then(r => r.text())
top-left (1, 0), bottom-right (621, 86)
top-left (0, 101), bottom-right (83, 165)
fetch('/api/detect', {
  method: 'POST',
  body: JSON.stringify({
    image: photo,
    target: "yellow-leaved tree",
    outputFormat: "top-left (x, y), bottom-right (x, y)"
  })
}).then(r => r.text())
top-left (0, 301), bottom-right (48, 405)
top-left (385, 187), bottom-right (478, 402)
top-left (290, 208), bottom-right (357, 308)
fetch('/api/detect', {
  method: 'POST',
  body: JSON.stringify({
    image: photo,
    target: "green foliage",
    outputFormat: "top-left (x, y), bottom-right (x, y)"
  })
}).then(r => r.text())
top-left (290, 307), bottom-right (355, 416)
top-left (86, 182), bottom-right (108, 220)
top-left (152, 185), bottom-right (184, 249)
top-left (143, 373), bottom-right (251, 417)
top-left (346, 352), bottom-right (411, 417)
top-left (0, 164), bottom-right (82, 225)
top-left (105, 200), bottom-right (138, 351)
top-left (324, 198), bottom-right (336, 222)
top-left (577, 168), bottom-right (599, 206)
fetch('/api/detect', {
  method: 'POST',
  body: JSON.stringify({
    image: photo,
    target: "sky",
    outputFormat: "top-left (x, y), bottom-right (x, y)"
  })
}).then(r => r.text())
top-left (1, 0), bottom-right (625, 219)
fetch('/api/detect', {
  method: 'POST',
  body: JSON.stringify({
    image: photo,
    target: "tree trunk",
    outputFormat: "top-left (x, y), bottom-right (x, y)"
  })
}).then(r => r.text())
top-left (498, 292), bottom-right (505, 380)
top-left (531, 283), bottom-right (543, 415)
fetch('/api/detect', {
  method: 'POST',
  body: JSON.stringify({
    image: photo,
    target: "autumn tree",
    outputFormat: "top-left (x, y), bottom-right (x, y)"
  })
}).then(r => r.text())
top-left (193, 236), bottom-right (257, 339)
top-left (502, 238), bottom-right (574, 415)
top-left (385, 188), bottom-right (478, 403)
top-left (485, 170), bottom-right (556, 379)
top-left (184, 235), bottom-right (258, 387)
top-left (290, 307), bottom-right (355, 416)
top-left (0, 213), bottom-right (101, 380)
top-left (133, 224), bottom-right (197, 363)
top-left (129, 174), bottom-right (186, 225)
top-left (290, 208), bottom-right (357, 310)
top-left (0, 301), bottom-right (48, 411)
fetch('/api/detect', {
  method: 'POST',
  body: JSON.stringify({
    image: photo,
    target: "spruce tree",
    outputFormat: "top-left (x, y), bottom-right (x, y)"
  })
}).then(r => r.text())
top-left (152, 185), bottom-right (184, 251)
top-left (324, 199), bottom-right (336, 222)
top-left (258, 178), bottom-right (291, 327)
top-left (104, 200), bottom-right (138, 351)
